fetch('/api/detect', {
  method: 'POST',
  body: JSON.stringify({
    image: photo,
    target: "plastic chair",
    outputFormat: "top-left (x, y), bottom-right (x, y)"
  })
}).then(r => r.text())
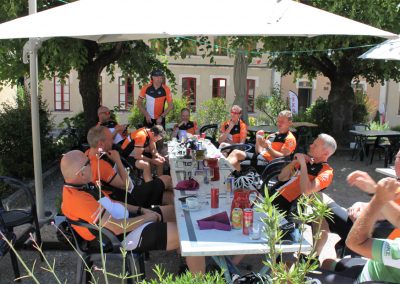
top-left (199, 124), bottom-right (219, 147)
top-left (66, 219), bottom-right (145, 284)
top-left (0, 176), bottom-right (43, 281)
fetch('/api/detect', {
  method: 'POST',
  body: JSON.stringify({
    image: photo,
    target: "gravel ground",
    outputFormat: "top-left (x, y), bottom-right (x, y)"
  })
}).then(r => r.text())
top-left (0, 149), bottom-right (389, 283)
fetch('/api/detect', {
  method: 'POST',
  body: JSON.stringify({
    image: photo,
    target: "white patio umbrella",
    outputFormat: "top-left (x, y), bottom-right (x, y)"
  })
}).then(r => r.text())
top-left (0, 0), bottom-right (396, 219)
top-left (0, 0), bottom-right (396, 41)
top-left (359, 36), bottom-right (400, 60)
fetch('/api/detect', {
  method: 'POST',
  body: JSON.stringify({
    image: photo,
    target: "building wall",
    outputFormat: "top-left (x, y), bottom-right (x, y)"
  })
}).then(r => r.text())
top-left (0, 84), bottom-right (17, 108)
top-left (281, 74), bottom-right (381, 120)
top-left (41, 55), bottom-right (274, 126)
top-left (385, 80), bottom-right (400, 127)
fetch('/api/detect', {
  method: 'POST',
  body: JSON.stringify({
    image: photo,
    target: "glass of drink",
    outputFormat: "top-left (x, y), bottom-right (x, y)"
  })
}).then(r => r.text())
top-left (249, 223), bottom-right (261, 240)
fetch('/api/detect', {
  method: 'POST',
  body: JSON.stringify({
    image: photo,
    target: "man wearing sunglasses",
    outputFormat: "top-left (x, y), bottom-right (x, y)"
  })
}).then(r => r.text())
top-left (218, 105), bottom-right (248, 148)
top-left (97, 106), bottom-right (127, 145)
top-left (61, 150), bottom-right (205, 274)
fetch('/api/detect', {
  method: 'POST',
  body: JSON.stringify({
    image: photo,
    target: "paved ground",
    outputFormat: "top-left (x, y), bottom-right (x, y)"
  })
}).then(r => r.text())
top-left (0, 149), bottom-right (388, 283)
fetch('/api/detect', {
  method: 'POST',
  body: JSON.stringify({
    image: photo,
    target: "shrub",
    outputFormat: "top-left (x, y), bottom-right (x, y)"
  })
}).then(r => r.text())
top-left (55, 112), bottom-right (87, 154)
top-left (255, 84), bottom-right (289, 125)
top-left (128, 96), bottom-right (189, 129)
top-left (369, 121), bottom-right (390, 131)
top-left (0, 87), bottom-right (56, 179)
top-left (166, 97), bottom-right (190, 123)
top-left (353, 91), bottom-right (371, 124)
top-left (194, 98), bottom-right (229, 127)
top-left (303, 97), bottom-right (332, 134)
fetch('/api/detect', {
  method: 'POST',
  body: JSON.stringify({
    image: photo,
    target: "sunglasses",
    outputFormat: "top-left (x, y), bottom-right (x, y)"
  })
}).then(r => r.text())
top-left (100, 111), bottom-right (111, 115)
top-left (75, 159), bottom-right (90, 176)
top-left (230, 111), bottom-right (241, 115)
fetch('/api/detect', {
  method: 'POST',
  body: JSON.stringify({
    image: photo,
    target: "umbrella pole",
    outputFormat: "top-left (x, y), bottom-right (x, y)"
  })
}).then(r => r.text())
top-left (28, 0), bottom-right (44, 220)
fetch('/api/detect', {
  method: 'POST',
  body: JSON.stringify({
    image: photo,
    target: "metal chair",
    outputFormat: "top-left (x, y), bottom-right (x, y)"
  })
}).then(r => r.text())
top-left (199, 124), bottom-right (219, 147)
top-left (66, 219), bottom-right (145, 284)
top-left (295, 126), bottom-right (313, 154)
top-left (0, 176), bottom-right (43, 281)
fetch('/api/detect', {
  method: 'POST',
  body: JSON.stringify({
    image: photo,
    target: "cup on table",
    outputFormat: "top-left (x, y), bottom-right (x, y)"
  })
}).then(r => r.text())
top-left (249, 223), bottom-right (261, 240)
top-left (186, 197), bottom-right (199, 209)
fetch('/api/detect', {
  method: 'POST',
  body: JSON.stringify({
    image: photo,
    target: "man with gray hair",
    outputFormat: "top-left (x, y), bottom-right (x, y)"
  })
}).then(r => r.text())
top-left (270, 133), bottom-right (337, 214)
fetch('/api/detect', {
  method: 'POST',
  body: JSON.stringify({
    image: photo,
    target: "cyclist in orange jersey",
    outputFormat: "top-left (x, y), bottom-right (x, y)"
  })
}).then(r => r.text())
top-left (137, 69), bottom-right (173, 129)
top-left (120, 125), bottom-right (166, 181)
top-left (172, 108), bottom-right (198, 140)
top-left (97, 106), bottom-right (127, 145)
top-left (218, 105), bottom-right (248, 149)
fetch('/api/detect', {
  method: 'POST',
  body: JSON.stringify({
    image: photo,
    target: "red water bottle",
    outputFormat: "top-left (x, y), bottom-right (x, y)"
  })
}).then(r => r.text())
top-left (211, 188), bottom-right (219, 208)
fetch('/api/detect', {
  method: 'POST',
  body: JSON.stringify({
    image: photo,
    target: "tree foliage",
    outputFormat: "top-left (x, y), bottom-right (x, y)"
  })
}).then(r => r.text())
top-left (260, 0), bottom-right (400, 140)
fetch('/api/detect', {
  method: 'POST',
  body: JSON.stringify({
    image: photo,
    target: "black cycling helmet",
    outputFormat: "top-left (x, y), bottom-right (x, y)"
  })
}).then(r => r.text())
top-left (151, 69), bottom-right (164, 77)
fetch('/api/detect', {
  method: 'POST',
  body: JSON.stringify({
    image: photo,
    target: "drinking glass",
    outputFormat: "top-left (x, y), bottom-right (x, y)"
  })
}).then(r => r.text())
top-left (249, 223), bottom-right (261, 240)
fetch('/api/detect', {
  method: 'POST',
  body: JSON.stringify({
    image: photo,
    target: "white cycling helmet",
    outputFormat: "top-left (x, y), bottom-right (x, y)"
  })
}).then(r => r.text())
top-left (233, 170), bottom-right (261, 190)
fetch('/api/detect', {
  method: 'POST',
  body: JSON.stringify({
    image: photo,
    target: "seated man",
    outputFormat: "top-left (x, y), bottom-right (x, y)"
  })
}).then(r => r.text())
top-left (61, 150), bottom-right (205, 274)
top-left (172, 108), bottom-right (198, 140)
top-left (120, 125), bottom-right (166, 181)
top-left (272, 133), bottom-right (336, 214)
top-left (315, 152), bottom-right (400, 266)
top-left (227, 110), bottom-right (296, 172)
top-left (86, 125), bottom-right (173, 207)
top-left (308, 178), bottom-right (400, 283)
top-left (97, 106), bottom-right (127, 145)
top-left (218, 105), bottom-right (248, 149)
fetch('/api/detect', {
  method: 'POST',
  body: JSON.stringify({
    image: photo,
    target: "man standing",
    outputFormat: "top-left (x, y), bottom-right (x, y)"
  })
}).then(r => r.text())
top-left (137, 69), bottom-right (173, 129)
top-left (97, 106), bottom-right (127, 145)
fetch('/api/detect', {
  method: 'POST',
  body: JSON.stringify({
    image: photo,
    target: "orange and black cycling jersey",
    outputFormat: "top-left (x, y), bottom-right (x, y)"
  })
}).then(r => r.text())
top-left (120, 127), bottom-right (151, 157)
top-left (276, 162), bottom-right (333, 202)
top-left (85, 150), bottom-right (117, 195)
top-left (61, 183), bottom-right (106, 241)
top-left (220, 119), bottom-right (248, 143)
top-left (262, 131), bottom-right (297, 161)
top-left (177, 121), bottom-right (198, 136)
top-left (139, 83), bottom-right (172, 119)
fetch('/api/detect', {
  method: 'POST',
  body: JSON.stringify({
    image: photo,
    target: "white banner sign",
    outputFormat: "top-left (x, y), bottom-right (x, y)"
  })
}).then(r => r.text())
top-left (288, 90), bottom-right (298, 114)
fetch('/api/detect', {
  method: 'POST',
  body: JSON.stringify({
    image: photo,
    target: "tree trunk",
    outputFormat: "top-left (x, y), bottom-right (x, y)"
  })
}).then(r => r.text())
top-left (78, 63), bottom-right (101, 132)
top-left (77, 41), bottom-right (124, 132)
top-left (328, 76), bottom-right (355, 143)
top-left (233, 51), bottom-right (249, 124)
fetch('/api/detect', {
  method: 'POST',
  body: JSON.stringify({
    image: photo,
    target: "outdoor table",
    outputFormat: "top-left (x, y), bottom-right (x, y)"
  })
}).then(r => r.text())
top-left (349, 130), bottom-right (400, 167)
top-left (292, 122), bottom-right (318, 128)
top-left (248, 125), bottom-right (296, 134)
top-left (375, 167), bottom-right (396, 178)
top-left (247, 125), bottom-right (296, 144)
top-left (168, 140), bottom-right (312, 281)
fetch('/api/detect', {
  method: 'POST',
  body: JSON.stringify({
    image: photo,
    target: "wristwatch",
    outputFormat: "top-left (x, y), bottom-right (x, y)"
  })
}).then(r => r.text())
top-left (137, 207), bottom-right (142, 215)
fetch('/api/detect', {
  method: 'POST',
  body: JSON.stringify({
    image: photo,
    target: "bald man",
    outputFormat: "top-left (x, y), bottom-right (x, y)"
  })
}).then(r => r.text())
top-left (61, 150), bottom-right (205, 274)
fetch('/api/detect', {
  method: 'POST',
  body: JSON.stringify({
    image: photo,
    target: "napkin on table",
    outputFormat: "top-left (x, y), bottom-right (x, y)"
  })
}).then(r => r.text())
top-left (175, 178), bottom-right (199, 190)
top-left (197, 211), bottom-right (231, 231)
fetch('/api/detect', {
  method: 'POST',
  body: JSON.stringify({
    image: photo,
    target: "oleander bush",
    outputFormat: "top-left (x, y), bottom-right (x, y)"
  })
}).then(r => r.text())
top-left (255, 84), bottom-right (290, 125)
top-left (194, 97), bottom-right (229, 127)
